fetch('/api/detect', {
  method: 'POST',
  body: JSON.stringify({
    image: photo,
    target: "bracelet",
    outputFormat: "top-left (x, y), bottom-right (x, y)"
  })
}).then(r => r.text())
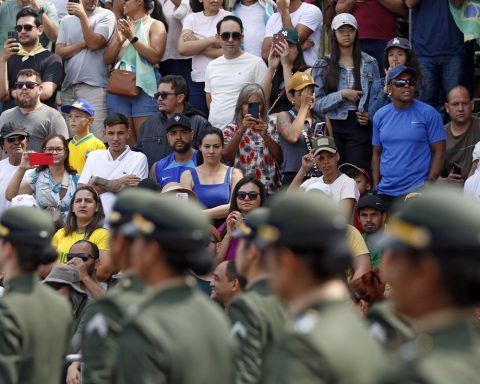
top-left (130, 36), bottom-right (139, 44)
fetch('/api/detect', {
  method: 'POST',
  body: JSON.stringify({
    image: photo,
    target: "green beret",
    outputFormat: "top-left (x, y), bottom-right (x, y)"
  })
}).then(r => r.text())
top-left (0, 207), bottom-right (55, 246)
top-left (384, 186), bottom-right (480, 253)
top-left (109, 188), bottom-right (158, 228)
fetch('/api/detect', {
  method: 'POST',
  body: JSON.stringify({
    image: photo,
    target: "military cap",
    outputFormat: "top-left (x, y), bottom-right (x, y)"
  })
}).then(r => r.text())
top-left (44, 264), bottom-right (86, 294)
top-left (383, 186), bottom-right (480, 253)
top-left (0, 206), bottom-right (55, 246)
top-left (108, 188), bottom-right (157, 228)
top-left (254, 190), bottom-right (348, 249)
top-left (232, 207), bottom-right (270, 240)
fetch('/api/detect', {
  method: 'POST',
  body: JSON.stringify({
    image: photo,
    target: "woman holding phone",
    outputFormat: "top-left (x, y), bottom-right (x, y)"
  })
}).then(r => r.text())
top-left (6, 134), bottom-right (78, 224)
top-left (222, 83), bottom-right (283, 194)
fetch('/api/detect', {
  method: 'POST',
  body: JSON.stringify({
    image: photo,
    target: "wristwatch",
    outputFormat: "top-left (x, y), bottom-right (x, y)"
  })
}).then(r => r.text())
top-left (130, 36), bottom-right (139, 44)
top-left (39, 7), bottom-right (45, 15)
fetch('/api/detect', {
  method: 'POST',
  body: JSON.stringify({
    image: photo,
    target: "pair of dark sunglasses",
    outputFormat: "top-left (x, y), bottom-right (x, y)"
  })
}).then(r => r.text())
top-left (14, 24), bottom-right (35, 32)
top-left (391, 79), bottom-right (415, 88)
top-left (154, 91), bottom-right (177, 99)
top-left (237, 191), bottom-right (260, 200)
top-left (6, 135), bottom-right (27, 143)
top-left (15, 81), bottom-right (39, 90)
top-left (220, 32), bottom-right (242, 41)
top-left (66, 252), bottom-right (96, 262)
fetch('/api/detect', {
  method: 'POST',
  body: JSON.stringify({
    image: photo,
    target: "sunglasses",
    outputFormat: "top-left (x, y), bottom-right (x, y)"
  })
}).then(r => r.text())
top-left (220, 32), bottom-right (242, 41)
top-left (237, 191), bottom-right (260, 200)
top-left (66, 252), bottom-right (95, 262)
top-left (391, 79), bottom-right (415, 88)
top-left (6, 135), bottom-right (27, 143)
top-left (154, 91), bottom-right (176, 99)
top-left (15, 81), bottom-right (39, 90)
top-left (14, 24), bottom-right (35, 32)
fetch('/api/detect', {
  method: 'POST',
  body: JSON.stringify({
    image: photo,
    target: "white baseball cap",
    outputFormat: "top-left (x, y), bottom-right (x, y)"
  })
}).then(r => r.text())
top-left (331, 13), bottom-right (358, 31)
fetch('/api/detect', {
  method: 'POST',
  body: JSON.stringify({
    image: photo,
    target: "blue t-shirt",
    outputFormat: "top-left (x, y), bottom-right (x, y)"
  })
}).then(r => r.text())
top-left (411, 0), bottom-right (464, 57)
top-left (372, 100), bottom-right (446, 196)
top-left (155, 150), bottom-right (198, 187)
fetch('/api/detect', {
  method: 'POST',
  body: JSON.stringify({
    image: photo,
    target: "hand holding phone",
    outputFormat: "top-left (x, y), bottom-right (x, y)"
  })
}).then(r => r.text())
top-left (29, 153), bottom-right (54, 166)
top-left (6, 31), bottom-right (20, 55)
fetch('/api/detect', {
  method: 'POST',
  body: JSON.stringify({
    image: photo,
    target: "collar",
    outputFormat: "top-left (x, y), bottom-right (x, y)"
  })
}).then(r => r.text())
top-left (411, 308), bottom-right (472, 334)
top-left (149, 275), bottom-right (194, 295)
top-left (107, 145), bottom-right (130, 161)
top-left (4, 273), bottom-right (38, 294)
top-left (17, 43), bottom-right (47, 62)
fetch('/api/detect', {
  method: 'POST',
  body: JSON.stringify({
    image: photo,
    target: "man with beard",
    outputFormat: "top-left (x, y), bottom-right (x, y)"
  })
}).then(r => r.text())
top-left (149, 113), bottom-right (199, 188)
top-left (0, 8), bottom-right (62, 111)
top-left (0, 69), bottom-right (68, 152)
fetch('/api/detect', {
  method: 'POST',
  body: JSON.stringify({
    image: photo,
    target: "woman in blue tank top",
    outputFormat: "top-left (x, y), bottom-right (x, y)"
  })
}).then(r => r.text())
top-left (180, 127), bottom-right (243, 220)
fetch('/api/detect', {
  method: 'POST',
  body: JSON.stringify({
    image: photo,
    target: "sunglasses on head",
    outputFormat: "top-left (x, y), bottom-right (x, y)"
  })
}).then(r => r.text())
top-left (14, 24), bottom-right (35, 32)
top-left (391, 79), bottom-right (415, 88)
top-left (154, 91), bottom-right (177, 99)
top-left (220, 32), bottom-right (242, 41)
top-left (15, 81), bottom-right (39, 90)
top-left (6, 135), bottom-right (27, 143)
top-left (66, 252), bottom-right (95, 262)
top-left (237, 191), bottom-right (259, 200)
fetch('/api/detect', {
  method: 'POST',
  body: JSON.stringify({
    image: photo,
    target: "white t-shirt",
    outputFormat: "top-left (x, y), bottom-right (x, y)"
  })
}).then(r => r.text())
top-left (301, 173), bottom-right (359, 203)
top-left (205, 52), bottom-right (267, 130)
top-left (464, 172), bottom-right (480, 200)
top-left (264, 2), bottom-right (322, 66)
top-left (234, 2), bottom-right (265, 57)
top-left (160, 0), bottom-right (191, 61)
top-left (182, 9), bottom-right (231, 82)
top-left (0, 158), bottom-right (17, 215)
top-left (78, 146), bottom-right (149, 219)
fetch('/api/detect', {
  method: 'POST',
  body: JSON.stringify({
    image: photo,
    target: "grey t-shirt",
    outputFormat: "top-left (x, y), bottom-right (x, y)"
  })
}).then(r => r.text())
top-left (57, 7), bottom-right (116, 90)
top-left (0, 105), bottom-right (69, 152)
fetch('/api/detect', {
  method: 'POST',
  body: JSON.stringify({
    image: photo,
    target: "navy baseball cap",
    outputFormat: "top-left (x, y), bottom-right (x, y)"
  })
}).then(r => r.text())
top-left (61, 98), bottom-right (95, 117)
top-left (165, 113), bottom-right (192, 132)
top-left (385, 37), bottom-right (411, 51)
top-left (386, 65), bottom-right (417, 85)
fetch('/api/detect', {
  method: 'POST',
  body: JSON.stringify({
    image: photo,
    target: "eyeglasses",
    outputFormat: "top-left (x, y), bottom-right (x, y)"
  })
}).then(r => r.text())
top-left (6, 135), bottom-right (27, 143)
top-left (14, 24), bottom-right (35, 32)
top-left (237, 191), bottom-right (260, 200)
top-left (66, 252), bottom-right (96, 262)
top-left (15, 81), bottom-right (39, 90)
top-left (391, 79), bottom-right (415, 88)
top-left (220, 32), bottom-right (242, 41)
top-left (154, 91), bottom-right (177, 99)
top-left (44, 147), bottom-right (65, 153)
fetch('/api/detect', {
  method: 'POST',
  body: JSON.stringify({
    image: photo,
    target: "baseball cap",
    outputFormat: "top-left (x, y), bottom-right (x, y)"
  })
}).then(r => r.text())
top-left (331, 13), bottom-right (358, 31)
top-left (288, 71), bottom-right (319, 92)
top-left (357, 195), bottom-right (385, 213)
top-left (276, 28), bottom-right (299, 45)
top-left (61, 98), bottom-right (95, 117)
top-left (11, 194), bottom-right (39, 208)
top-left (385, 37), bottom-right (411, 52)
top-left (304, 182), bottom-right (333, 197)
top-left (386, 65), bottom-right (417, 85)
top-left (0, 122), bottom-right (29, 139)
top-left (165, 113), bottom-right (192, 132)
top-left (312, 136), bottom-right (337, 156)
top-left (44, 265), bottom-right (86, 294)
top-left (338, 163), bottom-right (371, 185)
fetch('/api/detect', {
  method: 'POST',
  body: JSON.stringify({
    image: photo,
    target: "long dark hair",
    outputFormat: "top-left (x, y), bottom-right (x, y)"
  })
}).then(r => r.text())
top-left (64, 185), bottom-right (105, 237)
top-left (145, 0), bottom-right (168, 32)
top-left (37, 134), bottom-right (77, 174)
top-left (382, 48), bottom-right (424, 88)
top-left (324, 30), bottom-right (362, 94)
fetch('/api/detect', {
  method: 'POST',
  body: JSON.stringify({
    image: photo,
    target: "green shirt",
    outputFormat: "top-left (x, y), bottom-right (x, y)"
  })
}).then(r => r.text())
top-left (0, 274), bottom-right (71, 384)
top-left (113, 281), bottom-right (235, 384)
top-left (229, 278), bottom-right (287, 384)
top-left (362, 232), bottom-right (383, 269)
top-left (81, 275), bottom-right (147, 384)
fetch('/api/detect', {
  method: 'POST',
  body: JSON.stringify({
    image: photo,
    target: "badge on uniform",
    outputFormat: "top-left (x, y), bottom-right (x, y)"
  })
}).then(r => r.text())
top-left (294, 312), bottom-right (317, 334)
top-left (231, 321), bottom-right (247, 339)
top-left (86, 313), bottom-right (108, 337)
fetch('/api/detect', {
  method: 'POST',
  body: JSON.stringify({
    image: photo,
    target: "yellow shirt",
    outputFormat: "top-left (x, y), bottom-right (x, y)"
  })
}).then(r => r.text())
top-left (52, 227), bottom-right (110, 264)
top-left (346, 225), bottom-right (370, 281)
top-left (68, 133), bottom-right (106, 173)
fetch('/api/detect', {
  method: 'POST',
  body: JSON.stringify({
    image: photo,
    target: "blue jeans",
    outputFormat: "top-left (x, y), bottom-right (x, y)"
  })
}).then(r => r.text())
top-left (417, 54), bottom-right (465, 109)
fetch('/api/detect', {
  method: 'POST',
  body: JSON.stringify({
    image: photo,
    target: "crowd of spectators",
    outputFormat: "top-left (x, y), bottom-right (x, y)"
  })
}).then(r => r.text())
top-left (0, 0), bottom-right (479, 381)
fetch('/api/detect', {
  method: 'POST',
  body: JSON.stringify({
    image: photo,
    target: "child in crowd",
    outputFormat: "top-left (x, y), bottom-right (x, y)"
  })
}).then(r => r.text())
top-left (61, 99), bottom-right (106, 173)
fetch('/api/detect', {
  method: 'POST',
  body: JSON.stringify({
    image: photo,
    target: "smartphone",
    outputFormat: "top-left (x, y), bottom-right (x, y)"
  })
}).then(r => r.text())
top-left (68, 0), bottom-right (79, 14)
top-left (29, 153), bottom-right (54, 166)
top-left (248, 102), bottom-right (259, 119)
top-left (452, 162), bottom-right (462, 176)
top-left (8, 31), bottom-right (19, 43)
top-left (273, 33), bottom-right (286, 49)
top-left (313, 122), bottom-right (326, 137)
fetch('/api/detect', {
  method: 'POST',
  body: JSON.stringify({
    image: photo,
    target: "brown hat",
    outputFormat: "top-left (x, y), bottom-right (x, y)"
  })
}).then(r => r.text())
top-left (288, 71), bottom-right (319, 92)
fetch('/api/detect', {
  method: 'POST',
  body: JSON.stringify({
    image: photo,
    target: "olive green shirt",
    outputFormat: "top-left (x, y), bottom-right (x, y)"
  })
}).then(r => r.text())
top-left (81, 275), bottom-right (147, 384)
top-left (229, 278), bottom-right (287, 384)
top-left (377, 318), bottom-right (480, 384)
top-left (113, 281), bottom-right (235, 384)
top-left (265, 300), bottom-right (386, 384)
top-left (0, 274), bottom-right (72, 384)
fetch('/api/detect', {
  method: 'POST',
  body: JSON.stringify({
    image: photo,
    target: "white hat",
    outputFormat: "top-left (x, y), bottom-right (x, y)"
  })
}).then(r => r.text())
top-left (11, 194), bottom-right (39, 208)
top-left (331, 13), bottom-right (358, 31)
top-left (304, 182), bottom-right (333, 197)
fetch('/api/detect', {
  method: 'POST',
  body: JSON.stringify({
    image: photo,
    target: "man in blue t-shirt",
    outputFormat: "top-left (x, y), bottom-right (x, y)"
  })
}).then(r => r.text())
top-left (149, 113), bottom-right (198, 188)
top-left (372, 65), bottom-right (446, 212)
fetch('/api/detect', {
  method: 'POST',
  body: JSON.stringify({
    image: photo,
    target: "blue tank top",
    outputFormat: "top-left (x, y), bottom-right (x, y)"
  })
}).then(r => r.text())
top-left (190, 167), bottom-right (232, 209)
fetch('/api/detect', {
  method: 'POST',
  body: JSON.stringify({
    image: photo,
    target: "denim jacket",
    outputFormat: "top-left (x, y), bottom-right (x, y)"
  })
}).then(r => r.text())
top-left (312, 52), bottom-right (380, 120)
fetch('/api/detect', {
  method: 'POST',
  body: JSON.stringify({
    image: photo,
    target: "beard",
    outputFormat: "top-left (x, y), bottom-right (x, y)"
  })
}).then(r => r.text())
top-left (16, 95), bottom-right (37, 109)
top-left (175, 141), bottom-right (191, 154)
